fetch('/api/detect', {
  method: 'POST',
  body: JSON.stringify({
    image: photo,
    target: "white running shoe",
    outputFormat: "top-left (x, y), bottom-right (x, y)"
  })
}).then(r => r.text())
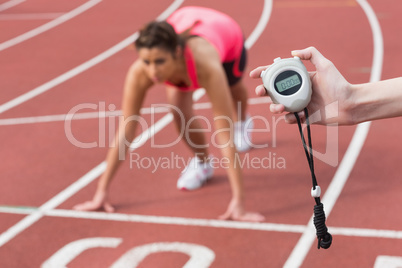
top-left (177, 156), bottom-right (214, 191)
top-left (234, 115), bottom-right (253, 152)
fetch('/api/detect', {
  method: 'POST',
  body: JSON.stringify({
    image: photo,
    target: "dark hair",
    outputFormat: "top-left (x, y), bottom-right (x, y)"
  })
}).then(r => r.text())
top-left (135, 21), bottom-right (182, 54)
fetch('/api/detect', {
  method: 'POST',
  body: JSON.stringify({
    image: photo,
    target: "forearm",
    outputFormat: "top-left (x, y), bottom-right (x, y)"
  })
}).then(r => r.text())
top-left (96, 123), bottom-right (136, 193)
top-left (199, 55), bottom-right (246, 202)
top-left (209, 95), bottom-right (245, 202)
top-left (348, 77), bottom-right (402, 124)
top-left (213, 117), bottom-right (244, 202)
top-left (221, 144), bottom-right (245, 201)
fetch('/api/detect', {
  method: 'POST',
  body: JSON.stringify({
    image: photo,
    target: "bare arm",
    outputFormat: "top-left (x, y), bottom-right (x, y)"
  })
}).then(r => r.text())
top-left (74, 60), bottom-right (152, 212)
top-left (250, 47), bottom-right (402, 125)
top-left (348, 78), bottom-right (402, 124)
top-left (192, 38), bottom-right (264, 222)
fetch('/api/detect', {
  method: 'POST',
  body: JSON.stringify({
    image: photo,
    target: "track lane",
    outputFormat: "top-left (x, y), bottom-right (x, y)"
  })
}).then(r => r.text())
top-left (0, 0), bottom-right (185, 248)
top-left (1, 0), bottom-right (401, 267)
top-left (0, 0), bottom-right (101, 51)
top-left (0, 0), bottom-right (177, 107)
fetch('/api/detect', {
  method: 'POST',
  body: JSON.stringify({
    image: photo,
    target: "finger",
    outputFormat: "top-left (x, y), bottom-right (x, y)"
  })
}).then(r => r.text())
top-left (218, 210), bottom-right (232, 221)
top-left (269, 103), bottom-right (285, 113)
top-left (235, 212), bottom-right (265, 222)
top-left (255, 84), bottom-right (267, 96)
top-left (249, 65), bottom-right (269, 78)
top-left (284, 112), bottom-right (305, 124)
top-left (73, 201), bottom-right (90, 211)
top-left (103, 202), bottom-right (115, 213)
top-left (291, 47), bottom-right (315, 60)
top-left (73, 201), bottom-right (99, 211)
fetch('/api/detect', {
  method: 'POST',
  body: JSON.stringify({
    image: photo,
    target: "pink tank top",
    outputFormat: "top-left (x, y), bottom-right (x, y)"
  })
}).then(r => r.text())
top-left (165, 6), bottom-right (244, 91)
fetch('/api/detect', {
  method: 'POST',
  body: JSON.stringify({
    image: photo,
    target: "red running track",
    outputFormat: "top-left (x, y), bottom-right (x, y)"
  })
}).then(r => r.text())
top-left (0, 0), bottom-right (402, 267)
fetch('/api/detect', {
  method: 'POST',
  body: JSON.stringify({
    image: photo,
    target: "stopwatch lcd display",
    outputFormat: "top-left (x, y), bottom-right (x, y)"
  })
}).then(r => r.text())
top-left (274, 70), bottom-right (303, 96)
top-left (276, 74), bottom-right (301, 92)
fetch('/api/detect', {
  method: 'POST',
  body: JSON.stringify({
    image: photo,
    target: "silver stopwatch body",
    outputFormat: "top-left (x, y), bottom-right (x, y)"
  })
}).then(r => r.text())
top-left (260, 56), bottom-right (312, 112)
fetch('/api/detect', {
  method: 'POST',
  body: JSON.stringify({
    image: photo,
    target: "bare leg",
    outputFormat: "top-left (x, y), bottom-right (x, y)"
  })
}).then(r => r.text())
top-left (229, 80), bottom-right (253, 152)
top-left (229, 79), bottom-right (249, 122)
top-left (166, 87), bottom-right (209, 161)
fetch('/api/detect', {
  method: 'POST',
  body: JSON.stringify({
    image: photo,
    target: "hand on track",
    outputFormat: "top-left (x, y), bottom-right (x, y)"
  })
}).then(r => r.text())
top-left (219, 198), bottom-right (265, 222)
top-left (73, 192), bottom-right (115, 213)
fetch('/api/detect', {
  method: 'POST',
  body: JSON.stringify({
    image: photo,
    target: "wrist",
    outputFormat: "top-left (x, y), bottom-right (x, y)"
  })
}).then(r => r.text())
top-left (96, 179), bottom-right (109, 195)
top-left (231, 193), bottom-right (245, 204)
top-left (93, 189), bottom-right (107, 203)
top-left (342, 83), bottom-right (361, 125)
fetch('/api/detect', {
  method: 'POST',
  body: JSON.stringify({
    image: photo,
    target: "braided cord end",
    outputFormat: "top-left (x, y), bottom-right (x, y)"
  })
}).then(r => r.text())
top-left (313, 202), bottom-right (332, 249)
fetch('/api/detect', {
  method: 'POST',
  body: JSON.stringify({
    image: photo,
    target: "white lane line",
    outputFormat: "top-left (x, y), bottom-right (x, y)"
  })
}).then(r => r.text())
top-left (244, 0), bottom-right (272, 49)
top-left (0, 0), bottom-right (271, 119)
top-left (0, 0), bottom-right (271, 115)
top-left (0, 13), bottom-right (64, 20)
top-left (0, 0), bottom-right (25, 12)
top-left (330, 226), bottom-right (402, 240)
top-left (0, 0), bottom-right (185, 248)
top-left (0, 97), bottom-right (272, 126)
top-left (0, 108), bottom-right (171, 248)
top-left (0, 206), bottom-right (304, 234)
top-left (49, 209), bottom-right (307, 233)
top-left (284, 0), bottom-right (383, 267)
top-left (0, 0), bottom-right (101, 52)
top-left (0, 0), bottom-right (272, 247)
top-left (1, 206), bottom-right (402, 240)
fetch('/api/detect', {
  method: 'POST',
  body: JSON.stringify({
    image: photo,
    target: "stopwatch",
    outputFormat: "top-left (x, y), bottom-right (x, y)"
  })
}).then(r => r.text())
top-left (261, 56), bottom-right (332, 249)
top-left (260, 56), bottom-right (312, 112)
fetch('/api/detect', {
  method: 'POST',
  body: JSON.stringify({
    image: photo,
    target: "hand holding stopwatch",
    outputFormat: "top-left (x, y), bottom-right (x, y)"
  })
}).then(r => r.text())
top-left (261, 56), bottom-right (332, 249)
top-left (260, 56), bottom-right (312, 113)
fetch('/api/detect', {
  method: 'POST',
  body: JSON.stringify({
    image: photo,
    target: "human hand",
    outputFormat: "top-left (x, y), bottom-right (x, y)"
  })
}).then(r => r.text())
top-left (250, 47), bottom-right (353, 125)
top-left (219, 198), bottom-right (265, 222)
top-left (73, 191), bottom-right (115, 213)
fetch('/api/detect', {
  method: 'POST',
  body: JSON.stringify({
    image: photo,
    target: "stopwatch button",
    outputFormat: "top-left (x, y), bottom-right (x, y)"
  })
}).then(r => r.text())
top-left (274, 57), bottom-right (281, 63)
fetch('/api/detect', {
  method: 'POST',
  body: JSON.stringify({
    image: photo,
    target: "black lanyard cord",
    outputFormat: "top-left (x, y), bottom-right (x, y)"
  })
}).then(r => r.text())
top-left (294, 108), bottom-right (332, 249)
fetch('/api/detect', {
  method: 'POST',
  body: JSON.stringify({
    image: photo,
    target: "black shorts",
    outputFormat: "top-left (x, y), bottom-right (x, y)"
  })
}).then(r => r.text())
top-left (222, 44), bottom-right (247, 86)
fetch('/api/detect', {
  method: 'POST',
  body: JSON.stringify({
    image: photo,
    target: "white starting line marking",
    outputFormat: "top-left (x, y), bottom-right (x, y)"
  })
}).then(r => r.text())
top-left (0, 206), bottom-right (401, 240)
